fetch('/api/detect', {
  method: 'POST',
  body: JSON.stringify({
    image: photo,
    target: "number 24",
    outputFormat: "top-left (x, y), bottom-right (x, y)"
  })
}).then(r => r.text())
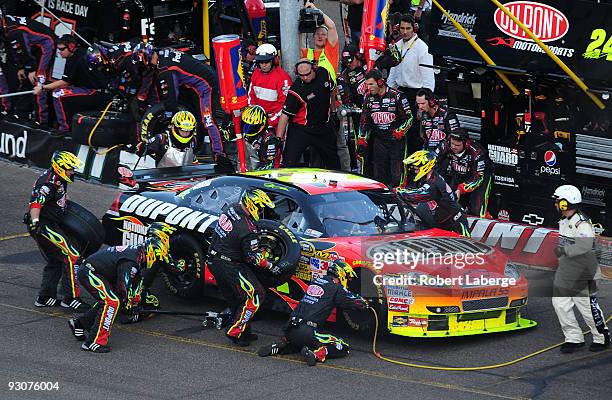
top-left (584, 29), bottom-right (612, 61)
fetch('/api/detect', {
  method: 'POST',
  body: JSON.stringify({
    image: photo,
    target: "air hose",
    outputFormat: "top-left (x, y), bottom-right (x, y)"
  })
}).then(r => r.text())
top-left (369, 307), bottom-right (611, 371)
top-left (88, 100), bottom-right (123, 155)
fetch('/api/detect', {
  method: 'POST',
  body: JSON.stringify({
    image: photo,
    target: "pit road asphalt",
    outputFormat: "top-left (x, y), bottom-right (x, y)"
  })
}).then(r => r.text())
top-left (0, 160), bottom-right (610, 400)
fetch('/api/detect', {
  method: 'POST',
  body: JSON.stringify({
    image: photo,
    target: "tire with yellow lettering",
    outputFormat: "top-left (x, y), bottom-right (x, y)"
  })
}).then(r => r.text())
top-left (251, 219), bottom-right (301, 288)
top-left (340, 268), bottom-right (388, 335)
top-left (161, 233), bottom-right (207, 298)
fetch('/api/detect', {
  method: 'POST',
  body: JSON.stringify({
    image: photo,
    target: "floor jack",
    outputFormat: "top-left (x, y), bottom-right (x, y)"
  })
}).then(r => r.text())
top-left (140, 309), bottom-right (232, 330)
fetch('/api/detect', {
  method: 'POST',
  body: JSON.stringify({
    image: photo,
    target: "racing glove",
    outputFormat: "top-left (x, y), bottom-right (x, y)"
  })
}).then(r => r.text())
top-left (28, 218), bottom-right (41, 235)
top-left (356, 136), bottom-right (368, 157)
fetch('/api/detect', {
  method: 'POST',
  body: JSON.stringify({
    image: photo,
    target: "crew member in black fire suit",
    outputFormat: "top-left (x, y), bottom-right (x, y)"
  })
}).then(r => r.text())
top-left (396, 150), bottom-right (470, 236)
top-left (68, 222), bottom-right (175, 353)
top-left (241, 105), bottom-right (282, 170)
top-left (1, 14), bottom-right (56, 127)
top-left (416, 88), bottom-right (460, 152)
top-left (337, 44), bottom-right (367, 170)
top-left (133, 43), bottom-right (225, 159)
top-left (258, 260), bottom-right (368, 366)
top-left (206, 188), bottom-right (281, 346)
top-left (436, 128), bottom-right (493, 218)
top-left (25, 151), bottom-right (88, 311)
top-left (357, 68), bottom-right (413, 187)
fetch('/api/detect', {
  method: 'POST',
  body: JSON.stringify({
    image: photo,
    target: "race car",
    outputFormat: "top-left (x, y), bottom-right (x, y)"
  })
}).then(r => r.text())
top-left (102, 168), bottom-right (536, 337)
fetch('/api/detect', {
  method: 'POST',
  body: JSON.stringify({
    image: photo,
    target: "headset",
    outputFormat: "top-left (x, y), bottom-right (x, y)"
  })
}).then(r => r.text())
top-left (59, 35), bottom-right (77, 53)
top-left (417, 88), bottom-right (437, 108)
top-left (294, 59), bottom-right (317, 76)
top-left (365, 68), bottom-right (385, 88)
top-left (558, 198), bottom-right (569, 211)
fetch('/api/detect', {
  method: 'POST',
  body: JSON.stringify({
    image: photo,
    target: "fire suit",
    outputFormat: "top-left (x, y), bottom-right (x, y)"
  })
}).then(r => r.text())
top-left (419, 106), bottom-right (460, 152)
top-left (139, 128), bottom-right (198, 168)
top-left (338, 65), bottom-right (367, 169)
top-left (154, 49), bottom-right (224, 155)
top-left (3, 15), bottom-right (56, 125)
top-left (26, 169), bottom-right (81, 301)
top-left (264, 274), bottom-right (368, 363)
top-left (437, 139), bottom-right (493, 217)
top-left (395, 171), bottom-right (470, 236)
top-left (247, 127), bottom-right (282, 170)
top-left (359, 87), bottom-right (413, 187)
top-left (206, 204), bottom-right (275, 341)
top-left (552, 211), bottom-right (610, 345)
top-left (248, 66), bottom-right (292, 128)
top-left (104, 41), bottom-right (155, 103)
top-left (76, 243), bottom-right (165, 348)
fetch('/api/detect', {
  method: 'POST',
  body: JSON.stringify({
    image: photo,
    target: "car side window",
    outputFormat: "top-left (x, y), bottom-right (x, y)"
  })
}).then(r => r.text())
top-left (191, 186), bottom-right (243, 214)
top-left (263, 193), bottom-right (307, 233)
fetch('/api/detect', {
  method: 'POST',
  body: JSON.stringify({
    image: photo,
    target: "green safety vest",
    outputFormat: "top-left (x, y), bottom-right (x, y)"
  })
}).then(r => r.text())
top-left (306, 48), bottom-right (336, 83)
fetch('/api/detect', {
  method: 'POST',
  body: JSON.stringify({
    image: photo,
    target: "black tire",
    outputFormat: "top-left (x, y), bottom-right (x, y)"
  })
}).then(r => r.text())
top-left (42, 200), bottom-right (104, 257)
top-left (161, 233), bottom-right (207, 298)
top-left (71, 111), bottom-right (136, 147)
top-left (340, 268), bottom-right (388, 336)
top-left (251, 219), bottom-right (301, 288)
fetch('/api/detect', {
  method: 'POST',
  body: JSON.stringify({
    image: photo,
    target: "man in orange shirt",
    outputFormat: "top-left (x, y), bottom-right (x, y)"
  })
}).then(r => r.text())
top-left (300, 1), bottom-right (339, 84)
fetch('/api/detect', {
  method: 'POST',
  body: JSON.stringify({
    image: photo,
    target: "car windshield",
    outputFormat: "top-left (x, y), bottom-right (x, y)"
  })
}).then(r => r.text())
top-left (310, 190), bottom-right (416, 237)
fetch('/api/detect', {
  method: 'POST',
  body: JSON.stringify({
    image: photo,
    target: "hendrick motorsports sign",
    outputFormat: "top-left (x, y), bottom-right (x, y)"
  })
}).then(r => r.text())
top-left (430, 0), bottom-right (612, 82)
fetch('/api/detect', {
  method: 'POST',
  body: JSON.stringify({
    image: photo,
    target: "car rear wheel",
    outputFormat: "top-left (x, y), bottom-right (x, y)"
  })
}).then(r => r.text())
top-left (161, 234), bottom-right (207, 298)
top-left (340, 268), bottom-right (388, 336)
top-left (251, 219), bottom-right (301, 288)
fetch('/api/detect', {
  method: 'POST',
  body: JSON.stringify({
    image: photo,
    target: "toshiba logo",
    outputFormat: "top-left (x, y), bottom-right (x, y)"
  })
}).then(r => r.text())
top-left (494, 1), bottom-right (569, 42)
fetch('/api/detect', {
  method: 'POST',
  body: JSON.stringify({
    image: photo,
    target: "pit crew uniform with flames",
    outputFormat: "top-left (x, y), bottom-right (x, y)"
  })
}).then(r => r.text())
top-left (396, 150), bottom-right (470, 236)
top-left (419, 105), bottom-right (460, 152)
top-left (436, 133), bottom-right (493, 218)
top-left (358, 86), bottom-right (413, 187)
top-left (25, 151), bottom-right (85, 310)
top-left (206, 189), bottom-right (281, 346)
top-left (1, 15), bottom-right (56, 125)
top-left (241, 105), bottom-right (282, 170)
top-left (69, 223), bottom-right (174, 353)
top-left (258, 261), bottom-right (368, 366)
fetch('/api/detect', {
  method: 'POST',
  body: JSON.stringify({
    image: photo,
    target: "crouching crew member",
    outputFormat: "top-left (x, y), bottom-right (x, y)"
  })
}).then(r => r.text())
top-left (551, 185), bottom-right (610, 353)
top-left (395, 150), bottom-right (469, 236)
top-left (258, 261), bottom-right (368, 366)
top-left (207, 188), bottom-right (280, 346)
top-left (241, 105), bottom-right (282, 170)
top-left (68, 222), bottom-right (175, 353)
top-left (25, 151), bottom-right (87, 311)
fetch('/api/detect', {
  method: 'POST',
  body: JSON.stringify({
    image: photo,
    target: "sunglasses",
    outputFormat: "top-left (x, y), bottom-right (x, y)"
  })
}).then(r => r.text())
top-left (297, 70), bottom-right (313, 77)
top-left (57, 46), bottom-right (67, 51)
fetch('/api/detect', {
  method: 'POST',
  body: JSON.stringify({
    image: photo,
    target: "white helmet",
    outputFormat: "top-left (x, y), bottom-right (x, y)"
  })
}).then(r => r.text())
top-left (552, 185), bottom-right (582, 206)
top-left (255, 43), bottom-right (277, 63)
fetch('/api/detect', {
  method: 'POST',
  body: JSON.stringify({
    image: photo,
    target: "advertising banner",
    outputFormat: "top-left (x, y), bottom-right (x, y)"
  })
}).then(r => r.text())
top-left (429, 0), bottom-right (612, 83)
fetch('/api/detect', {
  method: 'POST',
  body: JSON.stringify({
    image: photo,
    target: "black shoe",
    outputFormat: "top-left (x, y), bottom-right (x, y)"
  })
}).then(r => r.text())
top-left (243, 326), bottom-right (258, 342)
top-left (228, 334), bottom-right (252, 347)
top-left (61, 298), bottom-right (90, 311)
top-left (560, 342), bottom-right (585, 353)
top-left (81, 342), bottom-right (111, 353)
top-left (301, 346), bottom-right (317, 366)
top-left (258, 340), bottom-right (287, 357)
top-left (68, 319), bottom-right (86, 341)
top-left (34, 296), bottom-right (58, 307)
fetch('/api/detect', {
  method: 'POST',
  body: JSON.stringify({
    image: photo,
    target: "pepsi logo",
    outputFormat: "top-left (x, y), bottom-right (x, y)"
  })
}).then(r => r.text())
top-left (306, 285), bottom-right (324, 297)
top-left (494, 2), bottom-right (569, 43)
top-left (544, 150), bottom-right (556, 166)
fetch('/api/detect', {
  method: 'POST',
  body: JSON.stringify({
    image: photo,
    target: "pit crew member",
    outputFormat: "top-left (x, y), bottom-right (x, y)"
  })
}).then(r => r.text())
top-left (25, 151), bottom-right (87, 310)
top-left (551, 185), bottom-right (610, 353)
top-left (396, 150), bottom-right (469, 236)
top-left (436, 128), bottom-right (493, 217)
top-left (416, 88), bottom-right (460, 152)
top-left (258, 260), bottom-right (368, 366)
top-left (68, 222), bottom-right (175, 353)
top-left (357, 68), bottom-right (413, 187)
top-left (206, 188), bottom-right (280, 346)
top-left (241, 105), bottom-right (281, 170)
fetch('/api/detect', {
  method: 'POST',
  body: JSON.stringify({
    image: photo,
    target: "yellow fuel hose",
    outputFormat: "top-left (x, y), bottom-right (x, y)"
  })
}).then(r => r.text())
top-left (88, 100), bottom-right (123, 155)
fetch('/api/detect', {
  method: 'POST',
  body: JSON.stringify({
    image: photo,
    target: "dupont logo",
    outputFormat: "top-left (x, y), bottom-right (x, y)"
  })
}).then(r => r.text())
top-left (494, 1), bottom-right (569, 43)
top-left (544, 150), bottom-right (556, 166)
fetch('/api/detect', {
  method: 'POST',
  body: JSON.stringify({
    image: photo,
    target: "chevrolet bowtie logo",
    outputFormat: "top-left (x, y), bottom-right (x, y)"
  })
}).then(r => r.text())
top-left (522, 213), bottom-right (544, 226)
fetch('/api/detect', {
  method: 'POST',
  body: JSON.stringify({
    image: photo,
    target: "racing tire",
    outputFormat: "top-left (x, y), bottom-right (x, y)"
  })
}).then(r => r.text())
top-left (161, 233), bottom-right (207, 299)
top-left (251, 219), bottom-right (301, 288)
top-left (340, 268), bottom-right (389, 336)
top-left (42, 200), bottom-right (104, 257)
top-left (71, 111), bottom-right (137, 147)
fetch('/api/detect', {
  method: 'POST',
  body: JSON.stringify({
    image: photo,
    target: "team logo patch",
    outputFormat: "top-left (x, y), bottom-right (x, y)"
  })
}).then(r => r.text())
top-left (219, 214), bottom-right (233, 232)
top-left (544, 150), bottom-right (556, 166)
top-left (306, 285), bottom-right (324, 297)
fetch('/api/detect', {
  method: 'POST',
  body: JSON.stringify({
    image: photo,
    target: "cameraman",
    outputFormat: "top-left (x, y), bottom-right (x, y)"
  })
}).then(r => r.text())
top-left (300, 1), bottom-right (339, 84)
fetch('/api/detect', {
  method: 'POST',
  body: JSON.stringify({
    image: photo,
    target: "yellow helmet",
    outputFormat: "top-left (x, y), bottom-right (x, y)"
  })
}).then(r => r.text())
top-left (240, 187), bottom-right (275, 221)
top-left (240, 105), bottom-right (268, 143)
top-left (403, 150), bottom-right (436, 182)
top-left (171, 111), bottom-right (197, 144)
top-left (327, 260), bottom-right (357, 289)
top-left (144, 222), bottom-right (176, 269)
top-left (51, 151), bottom-right (82, 183)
